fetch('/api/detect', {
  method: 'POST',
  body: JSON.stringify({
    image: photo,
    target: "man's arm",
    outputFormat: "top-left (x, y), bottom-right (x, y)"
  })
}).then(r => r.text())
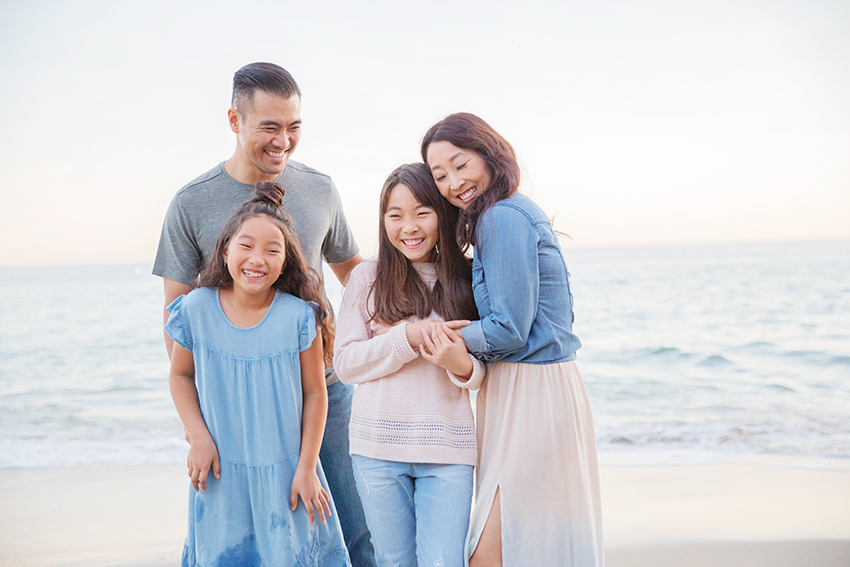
top-left (163, 277), bottom-right (192, 359)
top-left (328, 254), bottom-right (365, 287)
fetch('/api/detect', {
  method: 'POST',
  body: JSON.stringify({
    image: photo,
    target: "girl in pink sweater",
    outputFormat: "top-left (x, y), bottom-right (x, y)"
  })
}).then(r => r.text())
top-left (333, 163), bottom-right (484, 567)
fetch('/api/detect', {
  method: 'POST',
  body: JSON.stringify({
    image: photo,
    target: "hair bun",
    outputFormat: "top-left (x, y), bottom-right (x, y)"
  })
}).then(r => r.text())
top-left (252, 181), bottom-right (286, 207)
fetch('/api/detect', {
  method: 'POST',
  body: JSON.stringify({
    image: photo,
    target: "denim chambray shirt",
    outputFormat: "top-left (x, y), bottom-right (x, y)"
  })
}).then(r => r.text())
top-left (460, 193), bottom-right (581, 363)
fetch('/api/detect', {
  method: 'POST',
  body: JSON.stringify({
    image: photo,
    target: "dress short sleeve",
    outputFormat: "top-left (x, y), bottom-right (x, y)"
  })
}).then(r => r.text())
top-left (299, 302), bottom-right (319, 352)
top-left (164, 295), bottom-right (193, 351)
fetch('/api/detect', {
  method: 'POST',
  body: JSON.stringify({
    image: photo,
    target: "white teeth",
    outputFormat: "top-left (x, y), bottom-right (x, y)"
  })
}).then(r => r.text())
top-left (243, 270), bottom-right (264, 277)
top-left (402, 238), bottom-right (424, 247)
top-left (459, 187), bottom-right (476, 201)
top-left (266, 150), bottom-right (285, 158)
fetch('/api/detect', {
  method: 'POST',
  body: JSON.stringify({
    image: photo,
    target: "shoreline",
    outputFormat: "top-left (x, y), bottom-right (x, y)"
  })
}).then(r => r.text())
top-left (1, 464), bottom-right (848, 567)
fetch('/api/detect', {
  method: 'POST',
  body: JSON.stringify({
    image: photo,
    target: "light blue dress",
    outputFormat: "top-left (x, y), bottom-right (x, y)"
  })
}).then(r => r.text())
top-left (165, 287), bottom-right (351, 567)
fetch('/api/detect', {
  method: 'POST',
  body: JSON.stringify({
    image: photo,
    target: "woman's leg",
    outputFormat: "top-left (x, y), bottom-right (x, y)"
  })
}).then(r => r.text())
top-left (468, 361), bottom-right (604, 566)
top-left (469, 487), bottom-right (501, 567)
top-left (350, 456), bottom-right (416, 567)
top-left (412, 463), bottom-right (474, 567)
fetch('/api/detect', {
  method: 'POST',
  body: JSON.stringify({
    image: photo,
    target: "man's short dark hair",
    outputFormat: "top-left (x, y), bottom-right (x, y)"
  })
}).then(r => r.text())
top-left (231, 62), bottom-right (301, 114)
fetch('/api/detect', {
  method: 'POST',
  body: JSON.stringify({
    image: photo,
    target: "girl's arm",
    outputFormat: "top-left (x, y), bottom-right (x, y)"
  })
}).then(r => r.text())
top-left (291, 333), bottom-right (332, 526)
top-left (169, 344), bottom-right (220, 492)
top-left (333, 265), bottom-right (419, 384)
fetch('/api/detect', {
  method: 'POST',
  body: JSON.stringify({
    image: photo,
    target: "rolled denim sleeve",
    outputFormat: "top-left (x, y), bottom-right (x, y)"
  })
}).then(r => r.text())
top-left (462, 204), bottom-right (540, 359)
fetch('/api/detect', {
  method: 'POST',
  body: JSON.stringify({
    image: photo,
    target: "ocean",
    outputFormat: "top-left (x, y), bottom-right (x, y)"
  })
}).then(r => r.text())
top-left (1, 239), bottom-right (848, 470)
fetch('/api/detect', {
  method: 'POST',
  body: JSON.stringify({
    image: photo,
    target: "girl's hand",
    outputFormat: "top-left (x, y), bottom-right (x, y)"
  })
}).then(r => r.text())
top-left (290, 465), bottom-right (332, 525)
top-left (187, 432), bottom-right (221, 492)
top-left (420, 324), bottom-right (474, 380)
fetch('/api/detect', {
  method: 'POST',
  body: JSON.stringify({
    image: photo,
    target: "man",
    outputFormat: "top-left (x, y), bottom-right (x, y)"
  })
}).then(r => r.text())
top-left (153, 62), bottom-right (375, 567)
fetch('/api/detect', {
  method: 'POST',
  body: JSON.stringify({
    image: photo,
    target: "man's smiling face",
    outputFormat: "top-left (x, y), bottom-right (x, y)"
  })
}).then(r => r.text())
top-left (229, 89), bottom-right (302, 184)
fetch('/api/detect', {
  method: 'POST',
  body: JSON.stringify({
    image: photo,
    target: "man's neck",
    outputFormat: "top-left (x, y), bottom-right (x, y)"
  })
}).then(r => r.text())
top-left (223, 156), bottom-right (285, 186)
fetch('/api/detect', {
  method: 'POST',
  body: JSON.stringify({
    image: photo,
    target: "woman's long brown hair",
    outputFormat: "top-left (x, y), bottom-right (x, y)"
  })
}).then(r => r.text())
top-left (421, 112), bottom-right (521, 249)
top-left (198, 182), bottom-right (335, 365)
top-left (369, 163), bottom-right (477, 326)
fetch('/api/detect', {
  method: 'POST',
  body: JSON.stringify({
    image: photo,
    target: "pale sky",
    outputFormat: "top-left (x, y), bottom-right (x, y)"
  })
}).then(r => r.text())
top-left (0, 0), bottom-right (848, 267)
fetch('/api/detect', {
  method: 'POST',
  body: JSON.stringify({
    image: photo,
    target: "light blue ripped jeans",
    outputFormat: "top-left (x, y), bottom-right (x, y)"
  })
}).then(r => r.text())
top-left (351, 455), bottom-right (473, 567)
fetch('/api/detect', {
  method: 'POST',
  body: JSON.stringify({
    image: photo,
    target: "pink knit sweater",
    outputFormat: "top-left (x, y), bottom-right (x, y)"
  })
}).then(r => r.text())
top-left (333, 260), bottom-right (484, 466)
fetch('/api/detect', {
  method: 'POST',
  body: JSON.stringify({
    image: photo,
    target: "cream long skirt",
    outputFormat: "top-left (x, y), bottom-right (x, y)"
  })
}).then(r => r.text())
top-left (465, 360), bottom-right (604, 567)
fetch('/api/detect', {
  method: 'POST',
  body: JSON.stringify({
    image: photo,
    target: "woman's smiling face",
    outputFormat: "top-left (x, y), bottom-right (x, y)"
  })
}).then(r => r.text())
top-left (426, 141), bottom-right (492, 209)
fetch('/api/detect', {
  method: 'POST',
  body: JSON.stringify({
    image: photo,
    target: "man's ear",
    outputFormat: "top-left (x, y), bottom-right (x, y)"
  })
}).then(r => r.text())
top-left (227, 108), bottom-right (240, 134)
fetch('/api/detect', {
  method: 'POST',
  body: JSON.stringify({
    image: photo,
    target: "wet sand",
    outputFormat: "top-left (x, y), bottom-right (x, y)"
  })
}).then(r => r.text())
top-left (1, 464), bottom-right (848, 566)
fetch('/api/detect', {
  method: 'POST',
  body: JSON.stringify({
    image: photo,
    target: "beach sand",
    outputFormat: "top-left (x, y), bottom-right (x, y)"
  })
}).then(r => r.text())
top-left (1, 464), bottom-right (848, 567)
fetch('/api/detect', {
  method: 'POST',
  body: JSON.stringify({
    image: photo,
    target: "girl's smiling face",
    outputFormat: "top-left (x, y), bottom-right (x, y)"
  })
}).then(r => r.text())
top-left (223, 214), bottom-right (286, 296)
top-left (383, 183), bottom-right (439, 263)
top-left (426, 141), bottom-right (492, 209)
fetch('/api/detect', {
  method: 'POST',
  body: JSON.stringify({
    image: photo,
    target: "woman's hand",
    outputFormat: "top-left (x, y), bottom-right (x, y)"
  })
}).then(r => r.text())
top-left (187, 432), bottom-right (220, 492)
top-left (420, 323), bottom-right (474, 380)
top-left (290, 465), bottom-right (332, 525)
top-left (406, 319), bottom-right (470, 348)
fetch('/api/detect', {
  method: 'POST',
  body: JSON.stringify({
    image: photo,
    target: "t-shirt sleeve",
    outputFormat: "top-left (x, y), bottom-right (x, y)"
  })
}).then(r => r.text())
top-left (299, 302), bottom-right (319, 352)
top-left (164, 295), bottom-right (193, 351)
top-left (152, 193), bottom-right (203, 285)
top-left (321, 179), bottom-right (360, 265)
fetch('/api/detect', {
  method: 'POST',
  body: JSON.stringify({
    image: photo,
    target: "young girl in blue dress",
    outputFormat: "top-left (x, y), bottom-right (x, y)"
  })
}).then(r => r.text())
top-left (333, 163), bottom-right (483, 567)
top-left (423, 113), bottom-right (604, 567)
top-left (165, 182), bottom-right (351, 567)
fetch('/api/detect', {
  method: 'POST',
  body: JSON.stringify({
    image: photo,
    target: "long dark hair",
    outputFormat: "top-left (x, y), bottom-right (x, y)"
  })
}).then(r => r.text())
top-left (421, 112), bottom-right (521, 249)
top-left (369, 163), bottom-right (477, 326)
top-left (198, 182), bottom-right (334, 365)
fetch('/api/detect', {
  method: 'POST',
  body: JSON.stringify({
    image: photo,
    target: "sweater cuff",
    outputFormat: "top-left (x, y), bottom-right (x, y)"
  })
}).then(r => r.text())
top-left (446, 355), bottom-right (485, 390)
top-left (389, 322), bottom-right (419, 364)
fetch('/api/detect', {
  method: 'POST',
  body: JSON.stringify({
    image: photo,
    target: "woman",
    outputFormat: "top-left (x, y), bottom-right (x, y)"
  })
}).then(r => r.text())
top-left (422, 113), bottom-right (604, 567)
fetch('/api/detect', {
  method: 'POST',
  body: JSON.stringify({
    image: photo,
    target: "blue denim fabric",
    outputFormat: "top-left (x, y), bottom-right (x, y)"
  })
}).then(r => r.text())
top-left (351, 456), bottom-right (473, 567)
top-left (322, 378), bottom-right (378, 567)
top-left (461, 193), bottom-right (581, 363)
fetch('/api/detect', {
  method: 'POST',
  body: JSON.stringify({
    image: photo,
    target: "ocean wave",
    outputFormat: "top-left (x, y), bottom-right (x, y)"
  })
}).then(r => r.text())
top-left (779, 349), bottom-right (847, 365)
top-left (743, 341), bottom-right (775, 349)
top-left (647, 346), bottom-right (688, 357)
top-left (595, 418), bottom-right (850, 459)
top-left (697, 354), bottom-right (733, 367)
top-left (826, 355), bottom-right (850, 367)
top-left (766, 383), bottom-right (797, 392)
top-left (0, 436), bottom-right (186, 469)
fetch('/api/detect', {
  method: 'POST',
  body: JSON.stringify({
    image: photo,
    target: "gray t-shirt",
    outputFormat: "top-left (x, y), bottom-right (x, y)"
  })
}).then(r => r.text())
top-left (154, 160), bottom-right (358, 284)
top-left (154, 160), bottom-right (359, 383)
